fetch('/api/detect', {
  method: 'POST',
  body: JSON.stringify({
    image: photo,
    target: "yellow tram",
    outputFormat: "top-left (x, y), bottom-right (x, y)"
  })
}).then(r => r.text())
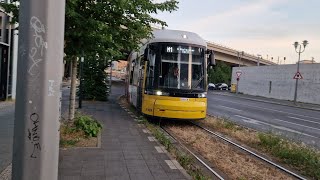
top-left (126, 29), bottom-right (214, 119)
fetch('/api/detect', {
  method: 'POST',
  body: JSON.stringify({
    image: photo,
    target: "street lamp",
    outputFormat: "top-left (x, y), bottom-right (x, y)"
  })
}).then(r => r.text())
top-left (293, 40), bottom-right (308, 104)
top-left (79, 53), bottom-right (84, 109)
top-left (257, 54), bottom-right (262, 66)
top-left (236, 51), bottom-right (244, 94)
top-left (237, 51), bottom-right (244, 67)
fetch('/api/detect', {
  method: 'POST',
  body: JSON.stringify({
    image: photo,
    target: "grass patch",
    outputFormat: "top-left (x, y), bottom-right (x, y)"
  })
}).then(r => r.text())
top-left (257, 133), bottom-right (320, 179)
top-left (140, 118), bottom-right (209, 180)
top-left (74, 112), bottom-right (102, 137)
top-left (60, 112), bottom-right (102, 148)
top-left (202, 115), bottom-right (320, 179)
top-left (60, 139), bottom-right (78, 146)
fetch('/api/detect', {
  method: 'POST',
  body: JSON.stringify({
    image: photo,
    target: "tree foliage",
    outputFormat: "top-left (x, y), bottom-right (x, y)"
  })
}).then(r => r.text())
top-left (0, 0), bottom-right (179, 88)
top-left (208, 62), bottom-right (232, 84)
top-left (1, 0), bottom-right (178, 119)
top-left (81, 56), bottom-right (110, 101)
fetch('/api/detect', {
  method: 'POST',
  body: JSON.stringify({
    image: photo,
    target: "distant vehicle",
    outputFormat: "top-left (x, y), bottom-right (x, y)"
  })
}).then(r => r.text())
top-left (216, 83), bottom-right (228, 90)
top-left (208, 83), bottom-right (216, 90)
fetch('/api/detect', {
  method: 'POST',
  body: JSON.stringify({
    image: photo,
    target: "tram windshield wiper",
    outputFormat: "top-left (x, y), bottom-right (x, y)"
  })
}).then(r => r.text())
top-left (189, 75), bottom-right (204, 93)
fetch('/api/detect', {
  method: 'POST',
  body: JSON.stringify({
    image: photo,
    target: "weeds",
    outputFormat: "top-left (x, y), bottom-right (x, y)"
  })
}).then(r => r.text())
top-left (74, 113), bottom-right (102, 137)
top-left (177, 152), bottom-right (192, 167)
top-left (60, 111), bottom-right (101, 148)
top-left (140, 118), bottom-right (209, 180)
top-left (204, 115), bottom-right (320, 179)
top-left (257, 133), bottom-right (320, 179)
top-left (60, 139), bottom-right (78, 146)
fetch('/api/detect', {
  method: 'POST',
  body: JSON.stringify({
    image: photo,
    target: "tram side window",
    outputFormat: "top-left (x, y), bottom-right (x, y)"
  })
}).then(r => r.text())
top-left (146, 50), bottom-right (156, 90)
top-left (130, 60), bottom-right (135, 85)
top-left (191, 48), bottom-right (205, 89)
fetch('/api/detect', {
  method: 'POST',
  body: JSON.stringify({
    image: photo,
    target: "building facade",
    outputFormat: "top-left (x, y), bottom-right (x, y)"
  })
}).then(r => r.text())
top-left (0, 4), bottom-right (18, 100)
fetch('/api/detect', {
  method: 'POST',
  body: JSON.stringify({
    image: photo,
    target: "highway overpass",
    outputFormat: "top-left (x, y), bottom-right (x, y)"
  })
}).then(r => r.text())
top-left (207, 41), bottom-right (276, 67)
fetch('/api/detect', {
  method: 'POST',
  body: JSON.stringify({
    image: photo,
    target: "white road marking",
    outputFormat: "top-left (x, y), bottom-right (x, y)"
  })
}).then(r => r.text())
top-left (172, 160), bottom-right (183, 170)
top-left (165, 160), bottom-right (183, 170)
top-left (143, 129), bottom-right (150, 134)
top-left (274, 119), bottom-right (320, 131)
top-left (155, 146), bottom-right (167, 153)
top-left (219, 105), bottom-right (242, 112)
top-left (234, 115), bottom-right (318, 138)
top-left (148, 136), bottom-right (157, 142)
top-left (214, 97), bottom-right (320, 120)
top-left (165, 160), bottom-right (177, 169)
top-left (287, 116), bottom-right (320, 125)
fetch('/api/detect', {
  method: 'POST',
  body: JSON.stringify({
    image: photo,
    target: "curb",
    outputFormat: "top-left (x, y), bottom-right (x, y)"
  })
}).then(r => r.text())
top-left (0, 164), bottom-right (11, 180)
top-left (211, 92), bottom-right (320, 112)
top-left (60, 131), bottom-right (102, 150)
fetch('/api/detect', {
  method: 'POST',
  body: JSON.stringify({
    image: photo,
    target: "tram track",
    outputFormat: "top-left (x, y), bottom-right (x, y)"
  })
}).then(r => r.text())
top-left (189, 121), bottom-right (307, 180)
top-left (160, 125), bottom-right (225, 180)
top-left (161, 121), bottom-right (307, 180)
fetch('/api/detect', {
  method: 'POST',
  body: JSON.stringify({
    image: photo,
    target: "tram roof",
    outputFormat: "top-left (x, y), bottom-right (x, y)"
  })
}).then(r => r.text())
top-left (148, 29), bottom-right (207, 48)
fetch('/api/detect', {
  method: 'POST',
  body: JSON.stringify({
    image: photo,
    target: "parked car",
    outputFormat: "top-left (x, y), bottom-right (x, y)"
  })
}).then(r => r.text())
top-left (215, 83), bottom-right (228, 90)
top-left (208, 83), bottom-right (216, 90)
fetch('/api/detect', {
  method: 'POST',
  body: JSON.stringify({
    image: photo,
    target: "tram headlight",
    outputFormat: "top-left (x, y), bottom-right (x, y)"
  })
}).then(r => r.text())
top-left (156, 91), bottom-right (162, 96)
top-left (198, 93), bottom-right (206, 98)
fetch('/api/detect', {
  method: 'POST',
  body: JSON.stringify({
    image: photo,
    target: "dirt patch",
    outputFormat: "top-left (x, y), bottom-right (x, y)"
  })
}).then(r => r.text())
top-left (168, 125), bottom-right (293, 180)
top-left (60, 123), bottom-right (97, 148)
top-left (201, 116), bottom-right (259, 145)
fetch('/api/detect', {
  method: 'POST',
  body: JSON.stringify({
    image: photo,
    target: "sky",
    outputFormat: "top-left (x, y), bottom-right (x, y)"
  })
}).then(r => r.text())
top-left (153, 0), bottom-right (320, 64)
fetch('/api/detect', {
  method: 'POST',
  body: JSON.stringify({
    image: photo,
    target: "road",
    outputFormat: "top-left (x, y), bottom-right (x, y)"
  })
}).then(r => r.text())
top-left (0, 103), bottom-right (14, 173)
top-left (207, 91), bottom-right (320, 149)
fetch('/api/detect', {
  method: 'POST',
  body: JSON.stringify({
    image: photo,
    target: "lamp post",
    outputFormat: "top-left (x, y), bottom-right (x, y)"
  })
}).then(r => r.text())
top-left (236, 51), bottom-right (244, 94)
top-left (237, 51), bottom-right (244, 67)
top-left (257, 54), bottom-right (262, 66)
top-left (79, 54), bottom-right (84, 109)
top-left (293, 40), bottom-right (308, 104)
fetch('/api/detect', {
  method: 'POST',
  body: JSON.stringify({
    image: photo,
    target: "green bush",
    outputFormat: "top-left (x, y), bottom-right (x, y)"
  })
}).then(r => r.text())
top-left (74, 114), bottom-right (102, 137)
top-left (258, 133), bottom-right (320, 179)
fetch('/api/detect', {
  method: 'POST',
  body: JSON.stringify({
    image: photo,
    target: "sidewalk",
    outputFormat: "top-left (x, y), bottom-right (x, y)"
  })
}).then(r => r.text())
top-left (0, 101), bottom-right (14, 176)
top-left (59, 98), bottom-right (189, 179)
top-left (211, 91), bottom-right (320, 111)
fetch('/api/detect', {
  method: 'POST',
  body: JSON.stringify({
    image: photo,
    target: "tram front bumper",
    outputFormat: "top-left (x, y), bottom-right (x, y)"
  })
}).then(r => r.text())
top-left (153, 99), bottom-right (206, 119)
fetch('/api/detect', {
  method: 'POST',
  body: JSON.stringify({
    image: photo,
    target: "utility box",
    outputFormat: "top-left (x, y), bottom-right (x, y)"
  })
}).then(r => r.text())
top-left (231, 83), bottom-right (237, 93)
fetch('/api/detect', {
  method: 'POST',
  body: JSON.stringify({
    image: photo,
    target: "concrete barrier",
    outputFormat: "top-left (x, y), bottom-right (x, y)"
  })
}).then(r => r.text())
top-left (231, 64), bottom-right (320, 105)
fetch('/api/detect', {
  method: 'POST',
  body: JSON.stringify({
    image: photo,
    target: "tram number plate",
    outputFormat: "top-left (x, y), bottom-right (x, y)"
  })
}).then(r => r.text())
top-left (180, 98), bottom-right (189, 101)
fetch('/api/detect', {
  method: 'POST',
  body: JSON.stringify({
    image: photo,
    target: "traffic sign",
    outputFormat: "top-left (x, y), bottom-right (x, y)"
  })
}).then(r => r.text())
top-left (293, 72), bottom-right (303, 79)
top-left (236, 72), bottom-right (242, 78)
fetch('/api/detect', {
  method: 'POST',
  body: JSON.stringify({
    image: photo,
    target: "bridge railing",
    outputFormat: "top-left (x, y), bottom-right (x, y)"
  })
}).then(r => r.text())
top-left (206, 40), bottom-right (276, 65)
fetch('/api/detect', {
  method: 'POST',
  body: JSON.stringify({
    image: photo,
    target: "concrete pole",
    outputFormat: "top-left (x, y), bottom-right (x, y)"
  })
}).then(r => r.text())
top-left (11, 29), bottom-right (19, 100)
top-left (79, 56), bottom-right (84, 109)
top-left (293, 45), bottom-right (301, 104)
top-left (12, 0), bottom-right (65, 180)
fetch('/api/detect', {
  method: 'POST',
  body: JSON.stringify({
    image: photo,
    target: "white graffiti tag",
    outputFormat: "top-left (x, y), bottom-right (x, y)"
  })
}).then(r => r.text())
top-left (28, 16), bottom-right (47, 76)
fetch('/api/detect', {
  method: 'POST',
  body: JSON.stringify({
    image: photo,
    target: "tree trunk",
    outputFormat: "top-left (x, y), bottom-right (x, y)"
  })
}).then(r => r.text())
top-left (69, 56), bottom-right (78, 121)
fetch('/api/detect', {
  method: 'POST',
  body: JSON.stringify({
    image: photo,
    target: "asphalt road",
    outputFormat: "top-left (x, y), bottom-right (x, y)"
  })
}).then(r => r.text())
top-left (0, 103), bottom-right (14, 173)
top-left (207, 91), bottom-right (320, 149)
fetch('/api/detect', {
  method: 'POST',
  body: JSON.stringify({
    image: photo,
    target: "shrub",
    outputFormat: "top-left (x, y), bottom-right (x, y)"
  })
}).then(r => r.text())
top-left (74, 114), bottom-right (102, 137)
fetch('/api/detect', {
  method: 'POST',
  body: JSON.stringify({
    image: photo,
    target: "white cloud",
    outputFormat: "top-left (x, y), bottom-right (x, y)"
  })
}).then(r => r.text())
top-left (156, 0), bottom-right (320, 64)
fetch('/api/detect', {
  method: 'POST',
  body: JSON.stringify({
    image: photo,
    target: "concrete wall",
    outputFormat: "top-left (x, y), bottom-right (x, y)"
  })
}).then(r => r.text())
top-left (231, 64), bottom-right (320, 105)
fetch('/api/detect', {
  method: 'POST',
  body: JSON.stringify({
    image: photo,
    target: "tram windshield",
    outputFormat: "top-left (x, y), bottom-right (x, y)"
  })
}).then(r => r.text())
top-left (159, 44), bottom-right (205, 90)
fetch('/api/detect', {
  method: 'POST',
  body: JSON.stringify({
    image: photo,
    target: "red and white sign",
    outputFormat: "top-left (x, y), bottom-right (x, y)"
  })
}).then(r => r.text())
top-left (236, 72), bottom-right (242, 78)
top-left (293, 72), bottom-right (303, 79)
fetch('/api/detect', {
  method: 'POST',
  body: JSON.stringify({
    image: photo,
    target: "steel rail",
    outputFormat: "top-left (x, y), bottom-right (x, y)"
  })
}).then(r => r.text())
top-left (190, 121), bottom-right (307, 180)
top-left (160, 125), bottom-right (225, 180)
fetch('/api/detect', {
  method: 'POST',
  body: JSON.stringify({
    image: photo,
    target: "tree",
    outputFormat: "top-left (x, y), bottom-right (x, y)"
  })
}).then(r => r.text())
top-left (208, 62), bottom-right (232, 84)
top-left (1, 0), bottom-right (178, 121)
